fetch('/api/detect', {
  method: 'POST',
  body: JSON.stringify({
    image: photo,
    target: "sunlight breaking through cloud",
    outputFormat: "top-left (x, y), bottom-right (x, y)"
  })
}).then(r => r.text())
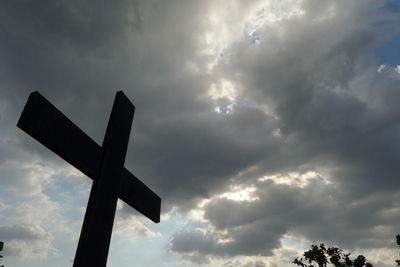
top-left (219, 185), bottom-right (259, 202)
top-left (258, 171), bottom-right (330, 188)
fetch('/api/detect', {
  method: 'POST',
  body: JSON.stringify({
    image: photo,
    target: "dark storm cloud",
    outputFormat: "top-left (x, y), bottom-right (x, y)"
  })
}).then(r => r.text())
top-left (0, 0), bottom-right (284, 213)
top-left (169, 0), bottom-right (400, 263)
top-left (170, 178), bottom-right (400, 260)
top-left (209, 0), bottom-right (400, 195)
top-left (130, 105), bottom-right (280, 210)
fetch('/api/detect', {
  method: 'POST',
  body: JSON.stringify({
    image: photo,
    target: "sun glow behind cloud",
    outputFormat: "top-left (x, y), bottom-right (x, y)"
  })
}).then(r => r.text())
top-left (258, 171), bottom-right (331, 188)
top-left (203, 0), bottom-right (305, 116)
top-left (200, 0), bottom-right (305, 71)
top-left (219, 185), bottom-right (259, 202)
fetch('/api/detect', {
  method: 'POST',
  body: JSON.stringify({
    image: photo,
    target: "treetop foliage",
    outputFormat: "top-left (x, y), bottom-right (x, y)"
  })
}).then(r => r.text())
top-left (294, 234), bottom-right (400, 267)
top-left (293, 243), bottom-right (372, 267)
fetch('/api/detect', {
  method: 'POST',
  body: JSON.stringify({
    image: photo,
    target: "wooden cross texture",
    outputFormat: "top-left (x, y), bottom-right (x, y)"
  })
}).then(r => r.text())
top-left (17, 91), bottom-right (161, 267)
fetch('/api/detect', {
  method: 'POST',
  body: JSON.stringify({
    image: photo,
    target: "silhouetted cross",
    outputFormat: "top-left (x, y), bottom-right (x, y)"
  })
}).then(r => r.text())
top-left (17, 91), bottom-right (161, 267)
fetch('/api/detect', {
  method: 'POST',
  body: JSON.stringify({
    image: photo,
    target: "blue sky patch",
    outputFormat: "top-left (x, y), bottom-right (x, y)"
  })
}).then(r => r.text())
top-left (381, 0), bottom-right (400, 13)
top-left (376, 34), bottom-right (400, 66)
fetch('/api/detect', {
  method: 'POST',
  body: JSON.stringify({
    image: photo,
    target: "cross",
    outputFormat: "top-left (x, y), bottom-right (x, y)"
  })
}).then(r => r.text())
top-left (17, 91), bottom-right (161, 267)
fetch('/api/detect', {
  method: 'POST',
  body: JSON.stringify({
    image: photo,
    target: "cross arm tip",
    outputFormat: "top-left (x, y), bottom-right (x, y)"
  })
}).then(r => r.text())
top-left (119, 169), bottom-right (161, 223)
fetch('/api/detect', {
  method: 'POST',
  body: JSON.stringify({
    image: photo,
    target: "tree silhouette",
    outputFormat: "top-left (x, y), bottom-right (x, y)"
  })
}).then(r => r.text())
top-left (0, 241), bottom-right (4, 267)
top-left (293, 243), bottom-right (373, 267)
top-left (395, 234), bottom-right (400, 267)
top-left (293, 235), bottom-right (400, 267)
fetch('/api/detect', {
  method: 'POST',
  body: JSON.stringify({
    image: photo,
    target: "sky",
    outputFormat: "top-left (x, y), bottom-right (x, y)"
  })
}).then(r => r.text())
top-left (0, 1), bottom-right (400, 266)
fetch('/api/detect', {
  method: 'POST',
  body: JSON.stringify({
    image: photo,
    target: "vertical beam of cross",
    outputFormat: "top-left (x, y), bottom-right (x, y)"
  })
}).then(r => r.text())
top-left (73, 92), bottom-right (134, 266)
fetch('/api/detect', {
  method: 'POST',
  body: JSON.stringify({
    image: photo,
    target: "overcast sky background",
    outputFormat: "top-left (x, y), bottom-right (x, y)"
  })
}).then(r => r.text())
top-left (1, 1), bottom-right (400, 266)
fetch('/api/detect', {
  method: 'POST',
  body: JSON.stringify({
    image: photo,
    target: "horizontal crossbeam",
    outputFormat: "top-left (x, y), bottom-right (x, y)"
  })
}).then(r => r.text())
top-left (17, 92), bottom-right (160, 223)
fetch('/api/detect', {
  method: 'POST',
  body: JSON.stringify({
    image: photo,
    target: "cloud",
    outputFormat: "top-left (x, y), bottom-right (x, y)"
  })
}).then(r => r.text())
top-left (170, 175), bottom-right (400, 262)
top-left (0, 224), bottom-right (56, 260)
top-left (243, 261), bottom-right (266, 267)
top-left (113, 200), bottom-right (160, 240)
top-left (222, 259), bottom-right (267, 267)
top-left (0, 159), bottom-right (55, 197)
